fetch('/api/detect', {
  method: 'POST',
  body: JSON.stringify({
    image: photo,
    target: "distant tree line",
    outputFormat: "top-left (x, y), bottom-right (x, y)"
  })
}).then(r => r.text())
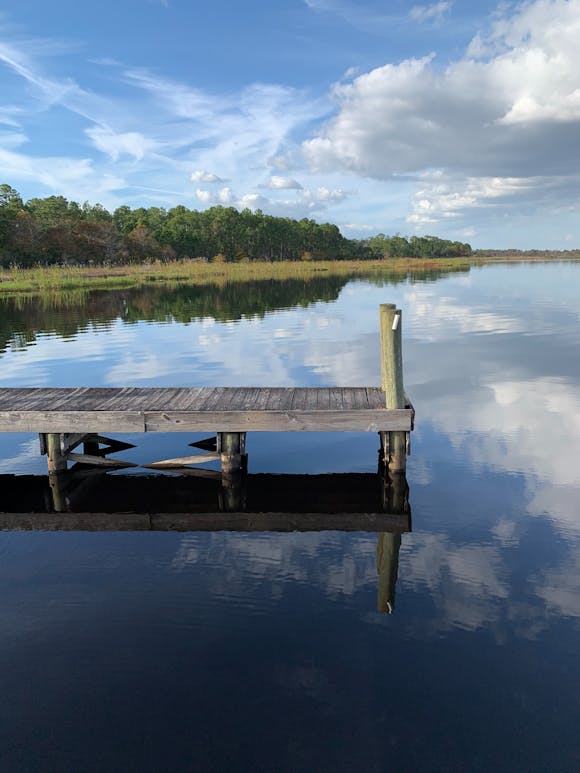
top-left (363, 232), bottom-right (471, 259)
top-left (0, 183), bottom-right (472, 266)
top-left (473, 248), bottom-right (580, 258)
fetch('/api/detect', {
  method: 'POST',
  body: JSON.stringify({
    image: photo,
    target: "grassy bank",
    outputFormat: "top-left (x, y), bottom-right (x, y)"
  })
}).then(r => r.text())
top-left (0, 258), bottom-right (473, 294)
top-left (0, 255), bottom-right (577, 295)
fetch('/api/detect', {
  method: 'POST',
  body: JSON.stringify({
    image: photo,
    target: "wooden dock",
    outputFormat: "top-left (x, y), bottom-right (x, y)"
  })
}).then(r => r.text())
top-left (0, 304), bottom-right (413, 475)
top-left (0, 386), bottom-right (413, 434)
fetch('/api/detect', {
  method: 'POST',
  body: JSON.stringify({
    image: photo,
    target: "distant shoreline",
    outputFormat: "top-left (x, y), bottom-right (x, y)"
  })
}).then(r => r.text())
top-left (1, 255), bottom-right (579, 296)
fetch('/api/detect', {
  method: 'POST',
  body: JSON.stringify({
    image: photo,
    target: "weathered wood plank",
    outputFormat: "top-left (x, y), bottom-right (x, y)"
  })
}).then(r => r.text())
top-left (95, 387), bottom-right (139, 410)
top-left (66, 452), bottom-right (139, 468)
top-left (263, 388), bottom-right (289, 410)
top-left (329, 387), bottom-right (343, 410)
top-left (195, 387), bottom-right (221, 410)
top-left (171, 387), bottom-right (203, 410)
top-left (290, 389), bottom-right (308, 410)
top-left (0, 388), bottom-right (68, 410)
top-left (144, 409), bottom-right (413, 432)
top-left (253, 387), bottom-right (272, 411)
top-left (1, 387), bottom-right (395, 411)
top-left (211, 388), bottom-right (239, 411)
top-left (0, 411), bottom-right (146, 433)
top-left (107, 388), bottom-right (162, 411)
top-left (48, 387), bottom-right (90, 410)
top-left (144, 452), bottom-right (220, 469)
top-left (236, 388), bottom-right (262, 411)
top-left (56, 388), bottom-right (120, 411)
top-left (0, 388), bottom-right (35, 409)
top-left (314, 388), bottom-right (328, 409)
top-left (341, 388), bottom-right (357, 410)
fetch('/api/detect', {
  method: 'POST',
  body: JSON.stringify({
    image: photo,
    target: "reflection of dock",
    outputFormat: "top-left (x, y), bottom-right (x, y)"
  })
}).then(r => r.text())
top-left (0, 468), bottom-right (410, 613)
top-left (0, 510), bottom-right (409, 533)
top-left (0, 471), bottom-right (411, 533)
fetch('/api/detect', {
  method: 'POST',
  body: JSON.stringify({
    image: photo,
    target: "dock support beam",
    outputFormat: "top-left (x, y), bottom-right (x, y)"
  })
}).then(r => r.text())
top-left (379, 304), bottom-right (406, 473)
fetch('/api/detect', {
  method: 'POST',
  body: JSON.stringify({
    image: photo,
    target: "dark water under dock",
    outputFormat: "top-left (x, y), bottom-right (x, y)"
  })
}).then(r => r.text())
top-left (1, 264), bottom-right (580, 772)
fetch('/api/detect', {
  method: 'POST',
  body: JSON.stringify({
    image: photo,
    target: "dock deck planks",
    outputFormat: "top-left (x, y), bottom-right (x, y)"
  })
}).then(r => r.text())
top-left (0, 387), bottom-right (414, 434)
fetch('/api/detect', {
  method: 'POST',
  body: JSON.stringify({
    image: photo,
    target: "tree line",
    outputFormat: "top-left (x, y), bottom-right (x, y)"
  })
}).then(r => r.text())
top-left (0, 183), bottom-right (472, 266)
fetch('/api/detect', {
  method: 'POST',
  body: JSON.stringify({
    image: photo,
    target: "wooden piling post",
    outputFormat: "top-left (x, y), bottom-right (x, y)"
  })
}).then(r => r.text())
top-left (46, 433), bottom-right (67, 474)
top-left (379, 304), bottom-right (406, 472)
top-left (219, 432), bottom-right (246, 477)
top-left (218, 432), bottom-right (246, 511)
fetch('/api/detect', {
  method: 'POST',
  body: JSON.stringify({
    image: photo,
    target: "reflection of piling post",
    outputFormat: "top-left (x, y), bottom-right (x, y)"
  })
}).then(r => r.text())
top-left (219, 470), bottom-right (247, 513)
top-left (48, 472), bottom-right (70, 512)
top-left (379, 304), bottom-right (406, 473)
top-left (377, 533), bottom-right (401, 614)
top-left (377, 468), bottom-right (408, 614)
top-left (46, 433), bottom-right (67, 474)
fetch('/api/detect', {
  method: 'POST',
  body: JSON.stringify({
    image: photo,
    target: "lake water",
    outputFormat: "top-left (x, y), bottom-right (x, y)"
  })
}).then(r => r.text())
top-left (1, 263), bottom-right (579, 772)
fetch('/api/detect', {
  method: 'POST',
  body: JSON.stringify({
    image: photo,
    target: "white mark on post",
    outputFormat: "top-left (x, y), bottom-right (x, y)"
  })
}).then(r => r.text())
top-left (392, 312), bottom-right (400, 331)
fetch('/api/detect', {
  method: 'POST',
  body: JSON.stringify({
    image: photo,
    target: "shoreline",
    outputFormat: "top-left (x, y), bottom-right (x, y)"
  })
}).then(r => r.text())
top-left (1, 256), bottom-right (579, 295)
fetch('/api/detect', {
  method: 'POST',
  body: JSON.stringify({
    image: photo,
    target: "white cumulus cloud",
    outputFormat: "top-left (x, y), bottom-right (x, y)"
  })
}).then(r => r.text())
top-left (261, 175), bottom-right (303, 190)
top-left (190, 170), bottom-right (227, 183)
top-left (195, 189), bottom-right (212, 203)
top-left (303, 0), bottom-right (580, 225)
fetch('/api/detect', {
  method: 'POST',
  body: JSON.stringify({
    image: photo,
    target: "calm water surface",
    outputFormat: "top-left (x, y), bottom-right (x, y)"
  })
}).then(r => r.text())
top-left (1, 264), bottom-right (579, 771)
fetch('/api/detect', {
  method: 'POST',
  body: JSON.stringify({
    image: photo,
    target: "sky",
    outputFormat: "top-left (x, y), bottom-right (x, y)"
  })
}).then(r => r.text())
top-left (1, 0), bottom-right (580, 248)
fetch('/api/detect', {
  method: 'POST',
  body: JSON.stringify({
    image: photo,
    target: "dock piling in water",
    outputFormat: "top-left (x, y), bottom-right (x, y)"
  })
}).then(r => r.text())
top-left (379, 303), bottom-right (407, 473)
top-left (46, 433), bottom-right (67, 473)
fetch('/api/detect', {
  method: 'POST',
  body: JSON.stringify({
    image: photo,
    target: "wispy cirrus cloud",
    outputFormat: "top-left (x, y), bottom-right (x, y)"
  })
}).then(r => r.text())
top-left (86, 126), bottom-right (160, 161)
top-left (0, 27), bottom-right (328, 211)
top-left (303, 0), bottom-right (402, 33)
top-left (0, 145), bottom-right (125, 200)
top-left (409, 1), bottom-right (453, 24)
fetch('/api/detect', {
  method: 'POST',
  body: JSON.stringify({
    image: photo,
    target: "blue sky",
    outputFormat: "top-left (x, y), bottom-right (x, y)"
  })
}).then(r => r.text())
top-left (1, 0), bottom-right (580, 248)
